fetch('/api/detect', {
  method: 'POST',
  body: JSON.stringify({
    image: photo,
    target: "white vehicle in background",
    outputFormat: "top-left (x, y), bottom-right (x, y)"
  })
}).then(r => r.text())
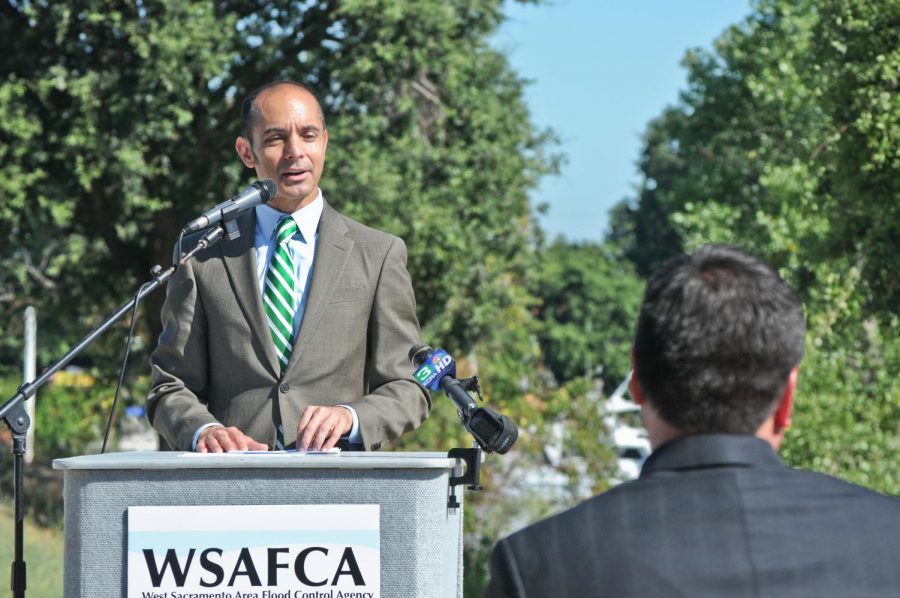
top-left (604, 371), bottom-right (651, 482)
top-left (612, 423), bottom-right (651, 481)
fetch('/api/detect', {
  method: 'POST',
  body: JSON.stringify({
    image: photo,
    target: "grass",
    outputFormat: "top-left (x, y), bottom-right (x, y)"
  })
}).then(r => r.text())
top-left (0, 502), bottom-right (64, 597)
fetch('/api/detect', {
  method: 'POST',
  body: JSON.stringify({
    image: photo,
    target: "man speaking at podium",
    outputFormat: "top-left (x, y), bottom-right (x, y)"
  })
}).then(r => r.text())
top-left (147, 81), bottom-right (430, 452)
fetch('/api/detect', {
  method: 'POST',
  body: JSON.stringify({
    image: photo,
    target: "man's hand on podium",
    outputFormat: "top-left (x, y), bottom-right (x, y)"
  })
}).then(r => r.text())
top-left (196, 425), bottom-right (268, 453)
top-left (297, 405), bottom-right (353, 451)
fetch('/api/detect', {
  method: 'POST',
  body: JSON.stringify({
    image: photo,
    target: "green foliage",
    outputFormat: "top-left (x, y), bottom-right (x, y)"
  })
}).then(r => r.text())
top-left (533, 239), bottom-right (643, 390)
top-left (811, 0), bottom-right (900, 317)
top-left (0, 0), bottom-right (240, 369)
top-left (0, 373), bottom-right (118, 460)
top-left (32, 382), bottom-right (111, 461)
top-left (782, 342), bottom-right (900, 495)
top-left (610, 0), bottom-right (900, 493)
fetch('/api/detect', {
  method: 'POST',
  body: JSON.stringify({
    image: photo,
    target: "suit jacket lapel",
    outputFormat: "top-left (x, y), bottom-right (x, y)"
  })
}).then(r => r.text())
top-left (221, 211), bottom-right (281, 378)
top-left (287, 201), bottom-right (354, 369)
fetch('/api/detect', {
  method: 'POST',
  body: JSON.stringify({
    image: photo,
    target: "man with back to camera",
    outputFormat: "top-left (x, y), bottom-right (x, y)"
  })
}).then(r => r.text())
top-left (485, 244), bottom-right (899, 597)
top-left (147, 80), bottom-right (430, 452)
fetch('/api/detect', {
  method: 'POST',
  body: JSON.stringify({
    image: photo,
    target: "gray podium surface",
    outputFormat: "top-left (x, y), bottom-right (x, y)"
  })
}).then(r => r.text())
top-left (53, 451), bottom-right (464, 598)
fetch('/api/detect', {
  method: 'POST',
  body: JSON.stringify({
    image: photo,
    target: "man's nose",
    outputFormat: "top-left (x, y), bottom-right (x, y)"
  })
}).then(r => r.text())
top-left (283, 134), bottom-right (304, 160)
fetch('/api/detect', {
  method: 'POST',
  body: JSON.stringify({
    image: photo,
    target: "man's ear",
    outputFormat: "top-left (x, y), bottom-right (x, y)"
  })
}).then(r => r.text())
top-left (235, 136), bottom-right (255, 168)
top-left (629, 350), bottom-right (645, 406)
top-left (773, 367), bottom-right (799, 432)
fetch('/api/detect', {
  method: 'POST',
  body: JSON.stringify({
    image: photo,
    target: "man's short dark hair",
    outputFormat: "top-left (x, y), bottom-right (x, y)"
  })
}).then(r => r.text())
top-left (240, 80), bottom-right (325, 143)
top-left (633, 244), bottom-right (805, 434)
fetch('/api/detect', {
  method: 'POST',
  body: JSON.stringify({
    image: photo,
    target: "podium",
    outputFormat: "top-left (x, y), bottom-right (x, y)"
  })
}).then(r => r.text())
top-left (52, 451), bottom-right (465, 597)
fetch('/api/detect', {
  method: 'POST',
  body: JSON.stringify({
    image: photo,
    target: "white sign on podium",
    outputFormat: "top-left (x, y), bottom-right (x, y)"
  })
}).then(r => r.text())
top-left (128, 504), bottom-right (380, 597)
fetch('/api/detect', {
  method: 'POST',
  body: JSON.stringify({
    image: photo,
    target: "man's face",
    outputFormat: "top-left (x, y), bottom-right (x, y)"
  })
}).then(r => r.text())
top-left (235, 84), bottom-right (328, 213)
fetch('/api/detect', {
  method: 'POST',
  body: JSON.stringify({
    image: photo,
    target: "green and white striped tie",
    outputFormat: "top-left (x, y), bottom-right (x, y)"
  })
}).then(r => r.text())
top-left (264, 217), bottom-right (299, 449)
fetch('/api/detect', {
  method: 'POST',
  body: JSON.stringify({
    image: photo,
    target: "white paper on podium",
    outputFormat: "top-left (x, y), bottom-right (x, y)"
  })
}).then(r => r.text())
top-left (236, 448), bottom-right (341, 455)
top-left (176, 447), bottom-right (341, 457)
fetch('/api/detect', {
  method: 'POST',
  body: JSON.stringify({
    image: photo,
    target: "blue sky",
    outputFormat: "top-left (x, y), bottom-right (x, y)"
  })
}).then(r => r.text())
top-left (493, 0), bottom-right (752, 241)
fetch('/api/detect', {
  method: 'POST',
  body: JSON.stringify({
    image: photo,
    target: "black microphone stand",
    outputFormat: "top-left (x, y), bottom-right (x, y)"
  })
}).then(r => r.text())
top-left (0, 224), bottom-right (227, 598)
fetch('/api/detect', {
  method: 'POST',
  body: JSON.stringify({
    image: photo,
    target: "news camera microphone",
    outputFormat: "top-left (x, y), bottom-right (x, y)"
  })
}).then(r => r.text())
top-left (182, 179), bottom-right (277, 234)
top-left (409, 344), bottom-right (477, 415)
top-left (409, 343), bottom-right (518, 454)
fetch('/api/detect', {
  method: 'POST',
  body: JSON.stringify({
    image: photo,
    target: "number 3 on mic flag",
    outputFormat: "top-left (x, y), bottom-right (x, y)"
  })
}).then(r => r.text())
top-left (413, 348), bottom-right (455, 391)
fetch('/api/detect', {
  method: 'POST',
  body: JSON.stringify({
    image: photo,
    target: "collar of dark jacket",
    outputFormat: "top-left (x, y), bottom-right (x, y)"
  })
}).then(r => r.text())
top-left (640, 434), bottom-right (784, 478)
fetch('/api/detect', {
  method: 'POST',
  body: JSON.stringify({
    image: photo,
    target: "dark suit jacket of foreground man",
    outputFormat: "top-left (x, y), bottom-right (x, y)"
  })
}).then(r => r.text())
top-left (147, 201), bottom-right (430, 451)
top-left (486, 433), bottom-right (899, 597)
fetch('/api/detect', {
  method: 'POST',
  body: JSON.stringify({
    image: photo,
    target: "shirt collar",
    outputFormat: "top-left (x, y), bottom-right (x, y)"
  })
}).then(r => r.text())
top-left (255, 188), bottom-right (324, 244)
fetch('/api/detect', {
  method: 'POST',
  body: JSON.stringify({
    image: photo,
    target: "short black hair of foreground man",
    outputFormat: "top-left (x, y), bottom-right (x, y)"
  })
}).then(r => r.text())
top-left (485, 244), bottom-right (899, 598)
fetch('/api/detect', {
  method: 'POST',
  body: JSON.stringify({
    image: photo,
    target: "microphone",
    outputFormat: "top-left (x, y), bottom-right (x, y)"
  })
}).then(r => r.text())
top-left (182, 179), bottom-right (277, 233)
top-left (409, 344), bottom-right (518, 454)
top-left (409, 344), bottom-right (477, 415)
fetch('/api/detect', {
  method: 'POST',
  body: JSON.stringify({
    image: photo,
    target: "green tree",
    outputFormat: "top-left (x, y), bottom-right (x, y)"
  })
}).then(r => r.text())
top-left (0, 1), bottom-right (239, 370)
top-left (610, 0), bottom-right (899, 493)
top-left (533, 239), bottom-right (643, 389)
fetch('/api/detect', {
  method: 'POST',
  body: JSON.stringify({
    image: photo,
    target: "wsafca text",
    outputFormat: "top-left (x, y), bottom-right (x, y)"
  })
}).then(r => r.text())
top-left (141, 545), bottom-right (368, 589)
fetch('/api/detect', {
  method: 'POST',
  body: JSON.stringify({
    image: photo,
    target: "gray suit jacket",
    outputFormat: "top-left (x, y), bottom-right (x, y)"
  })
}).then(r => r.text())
top-left (486, 435), bottom-right (900, 597)
top-left (147, 201), bottom-right (430, 451)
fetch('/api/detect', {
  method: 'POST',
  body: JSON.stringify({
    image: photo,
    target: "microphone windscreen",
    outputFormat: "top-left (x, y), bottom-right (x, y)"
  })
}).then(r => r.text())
top-left (408, 343), bottom-right (431, 365)
top-left (257, 179), bottom-right (278, 201)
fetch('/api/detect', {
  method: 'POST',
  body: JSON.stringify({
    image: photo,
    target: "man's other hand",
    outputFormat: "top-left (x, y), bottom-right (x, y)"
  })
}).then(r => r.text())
top-left (297, 406), bottom-right (353, 451)
top-left (196, 426), bottom-right (268, 453)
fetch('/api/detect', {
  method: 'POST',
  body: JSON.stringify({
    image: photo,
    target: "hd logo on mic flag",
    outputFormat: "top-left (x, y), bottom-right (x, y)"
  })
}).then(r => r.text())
top-left (128, 504), bottom-right (379, 598)
top-left (413, 348), bottom-right (455, 391)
